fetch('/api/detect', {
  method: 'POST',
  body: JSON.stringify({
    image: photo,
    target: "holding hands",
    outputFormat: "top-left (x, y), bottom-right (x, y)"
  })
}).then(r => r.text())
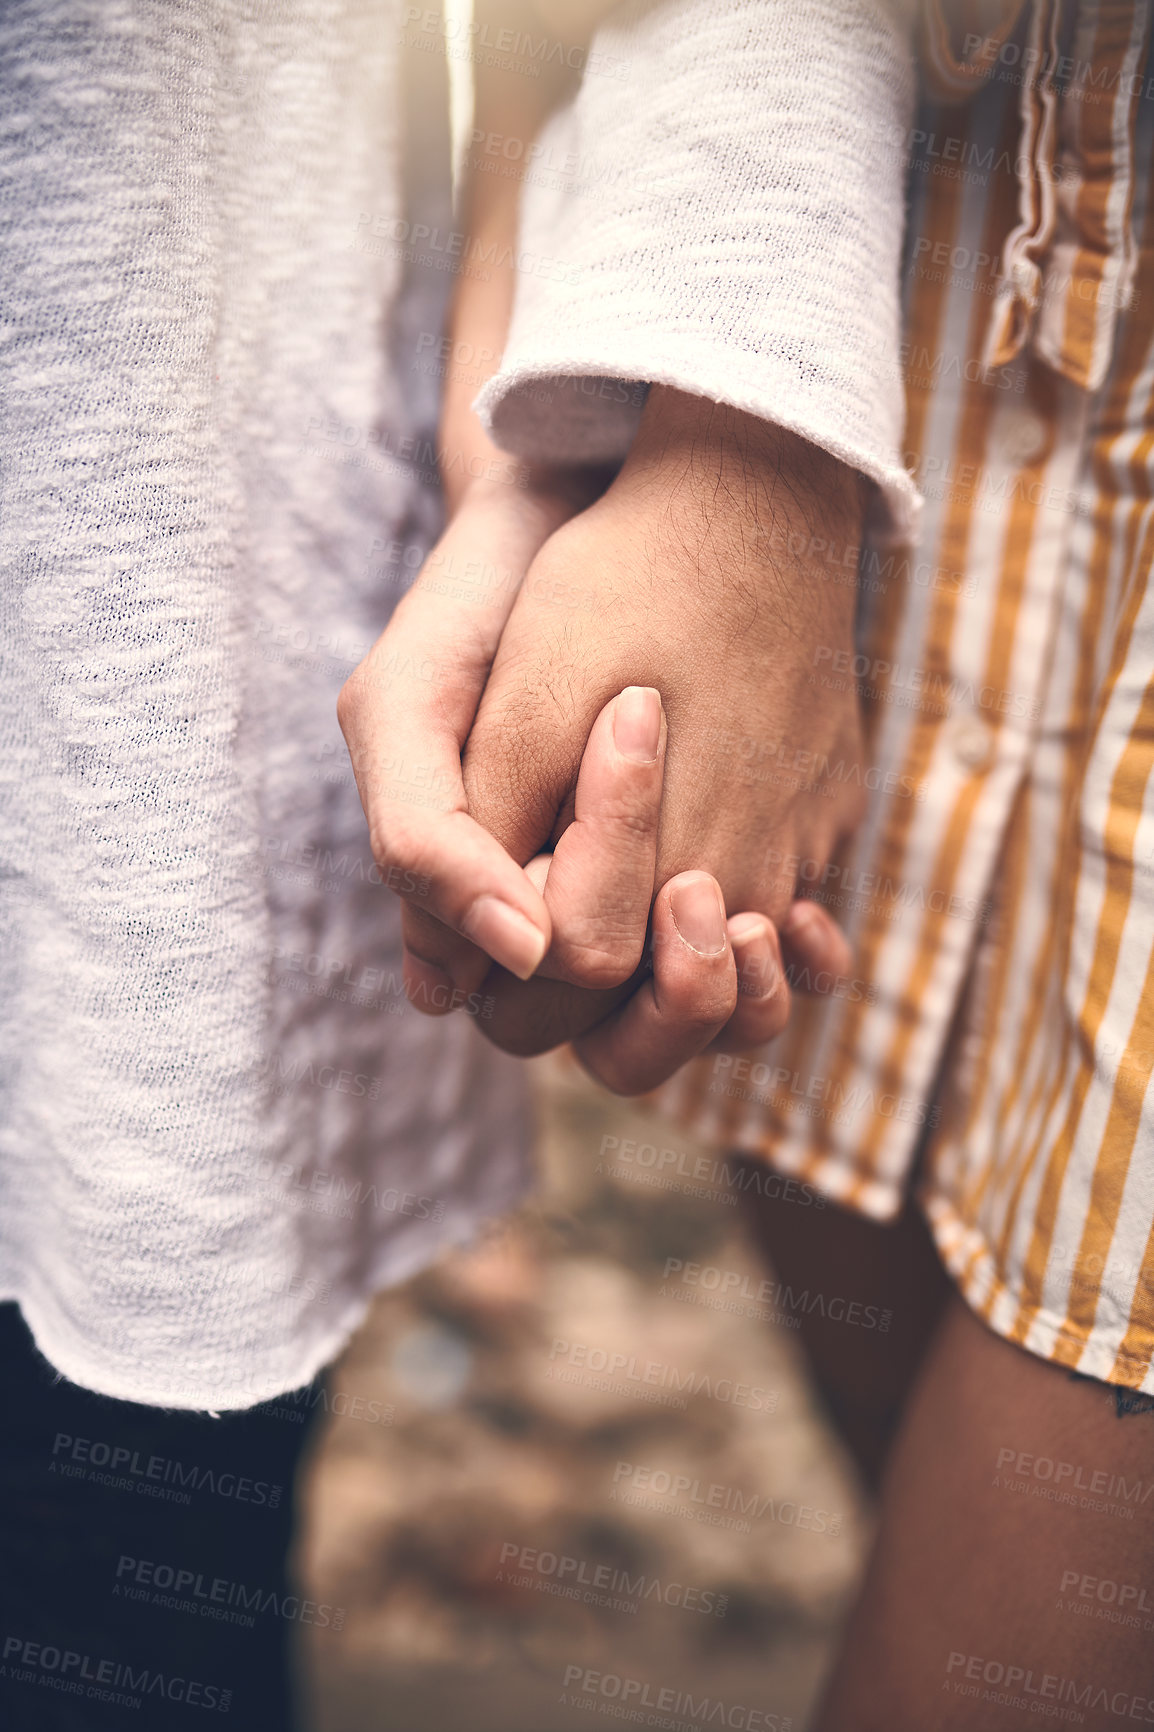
top-left (338, 386), bottom-right (866, 1093)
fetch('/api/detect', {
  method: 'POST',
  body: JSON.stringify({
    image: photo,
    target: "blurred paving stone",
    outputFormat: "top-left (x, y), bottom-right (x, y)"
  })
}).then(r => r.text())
top-left (295, 1056), bottom-right (871, 1731)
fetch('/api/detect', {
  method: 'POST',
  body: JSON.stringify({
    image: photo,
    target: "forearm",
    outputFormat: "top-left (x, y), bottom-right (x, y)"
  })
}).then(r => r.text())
top-left (437, 0), bottom-right (580, 514)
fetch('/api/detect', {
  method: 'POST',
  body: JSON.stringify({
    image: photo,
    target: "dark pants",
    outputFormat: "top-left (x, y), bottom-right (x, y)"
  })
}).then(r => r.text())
top-left (0, 1304), bottom-right (321, 1731)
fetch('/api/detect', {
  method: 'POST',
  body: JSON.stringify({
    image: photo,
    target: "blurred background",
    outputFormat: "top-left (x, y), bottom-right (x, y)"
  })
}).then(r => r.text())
top-left (292, 1056), bottom-right (874, 1731)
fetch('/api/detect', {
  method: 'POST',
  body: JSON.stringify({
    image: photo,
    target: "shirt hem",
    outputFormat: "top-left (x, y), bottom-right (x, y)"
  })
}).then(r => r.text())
top-left (921, 1193), bottom-right (1154, 1395)
top-left (0, 1174), bottom-right (532, 1412)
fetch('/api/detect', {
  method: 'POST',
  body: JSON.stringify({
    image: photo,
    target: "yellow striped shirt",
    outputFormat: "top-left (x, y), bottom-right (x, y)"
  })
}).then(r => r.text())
top-left (656, 0), bottom-right (1154, 1392)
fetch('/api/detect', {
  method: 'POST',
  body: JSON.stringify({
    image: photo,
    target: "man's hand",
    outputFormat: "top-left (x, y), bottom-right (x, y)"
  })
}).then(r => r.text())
top-left (464, 387), bottom-right (866, 912)
top-left (339, 388), bottom-right (866, 1078)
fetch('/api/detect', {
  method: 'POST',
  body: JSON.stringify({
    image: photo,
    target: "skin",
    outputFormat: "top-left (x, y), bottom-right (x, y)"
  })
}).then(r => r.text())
top-left (738, 1165), bottom-right (954, 1493)
top-left (336, 474), bottom-right (852, 1089)
top-left (338, 392), bottom-right (865, 1083)
top-left (813, 1291), bottom-right (1154, 1730)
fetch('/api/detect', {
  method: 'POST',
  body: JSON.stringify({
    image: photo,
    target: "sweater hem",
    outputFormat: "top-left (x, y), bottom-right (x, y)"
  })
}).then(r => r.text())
top-left (0, 1174), bottom-right (532, 1412)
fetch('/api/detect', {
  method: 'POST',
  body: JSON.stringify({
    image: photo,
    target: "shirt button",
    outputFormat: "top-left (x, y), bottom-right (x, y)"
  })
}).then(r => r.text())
top-left (952, 716), bottom-right (996, 772)
top-left (998, 406), bottom-right (1047, 464)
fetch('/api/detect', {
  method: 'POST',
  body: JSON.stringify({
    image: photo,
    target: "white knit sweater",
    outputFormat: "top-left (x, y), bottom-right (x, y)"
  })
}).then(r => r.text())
top-left (479, 0), bottom-right (919, 540)
top-left (0, 0), bottom-right (530, 1410)
top-left (0, 0), bottom-right (913, 1409)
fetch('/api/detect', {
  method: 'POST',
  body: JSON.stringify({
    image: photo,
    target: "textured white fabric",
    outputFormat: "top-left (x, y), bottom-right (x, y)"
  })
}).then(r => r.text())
top-left (477, 0), bottom-right (921, 540)
top-left (0, 0), bottom-right (531, 1410)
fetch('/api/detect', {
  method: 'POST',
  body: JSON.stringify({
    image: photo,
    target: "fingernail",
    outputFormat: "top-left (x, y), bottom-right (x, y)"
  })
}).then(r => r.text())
top-left (728, 915), bottom-right (781, 999)
top-left (463, 895), bottom-right (547, 980)
top-left (670, 876), bottom-right (727, 955)
top-left (613, 686), bottom-right (662, 764)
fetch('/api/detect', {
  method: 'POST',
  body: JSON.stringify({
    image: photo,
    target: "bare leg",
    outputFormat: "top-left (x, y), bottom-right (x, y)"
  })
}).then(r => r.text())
top-left (738, 1164), bottom-right (952, 1489)
top-left (814, 1291), bottom-right (1154, 1731)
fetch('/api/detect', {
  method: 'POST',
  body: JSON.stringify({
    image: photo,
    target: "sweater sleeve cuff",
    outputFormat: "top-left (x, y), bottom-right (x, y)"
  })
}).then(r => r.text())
top-left (474, 0), bottom-right (921, 544)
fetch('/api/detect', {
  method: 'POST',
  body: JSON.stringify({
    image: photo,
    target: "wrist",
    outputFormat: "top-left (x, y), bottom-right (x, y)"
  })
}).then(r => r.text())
top-left (633, 386), bottom-right (863, 515)
top-left (622, 386), bottom-right (864, 622)
top-left (449, 460), bottom-right (616, 534)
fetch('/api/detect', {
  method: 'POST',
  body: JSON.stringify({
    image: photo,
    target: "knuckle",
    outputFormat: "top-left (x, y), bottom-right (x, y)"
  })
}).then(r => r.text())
top-left (402, 926), bottom-right (454, 971)
top-left (552, 928), bottom-right (643, 991)
top-left (594, 806), bottom-right (658, 848)
top-left (367, 817), bottom-right (411, 876)
top-left (663, 979), bottom-right (735, 1035)
top-left (335, 674), bottom-right (359, 736)
top-left (369, 810), bottom-right (447, 882)
top-left (334, 665), bottom-right (356, 713)
top-left (334, 661), bottom-right (370, 737)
